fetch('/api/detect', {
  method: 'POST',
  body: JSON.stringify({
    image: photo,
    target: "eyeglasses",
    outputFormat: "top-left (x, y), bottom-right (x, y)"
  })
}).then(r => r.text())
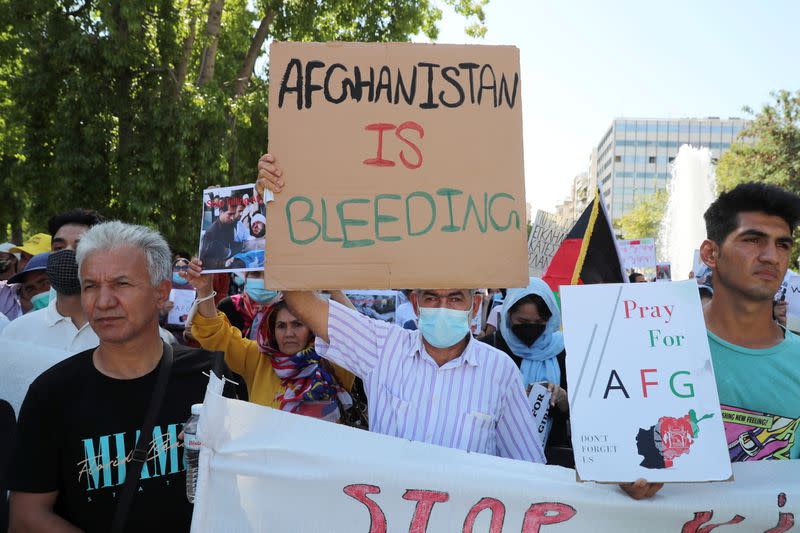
top-left (173, 258), bottom-right (190, 272)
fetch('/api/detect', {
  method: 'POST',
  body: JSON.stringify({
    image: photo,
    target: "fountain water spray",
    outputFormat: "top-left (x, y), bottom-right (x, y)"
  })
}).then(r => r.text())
top-left (659, 145), bottom-right (717, 281)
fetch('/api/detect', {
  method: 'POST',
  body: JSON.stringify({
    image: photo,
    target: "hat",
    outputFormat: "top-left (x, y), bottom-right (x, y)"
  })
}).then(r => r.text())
top-left (0, 242), bottom-right (19, 259)
top-left (10, 233), bottom-right (51, 257)
top-left (8, 252), bottom-right (51, 284)
top-left (251, 213), bottom-right (266, 225)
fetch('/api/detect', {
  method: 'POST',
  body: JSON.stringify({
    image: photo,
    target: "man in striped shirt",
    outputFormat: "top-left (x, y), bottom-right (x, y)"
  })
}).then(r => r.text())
top-left (284, 289), bottom-right (545, 462)
top-left (258, 153), bottom-right (544, 462)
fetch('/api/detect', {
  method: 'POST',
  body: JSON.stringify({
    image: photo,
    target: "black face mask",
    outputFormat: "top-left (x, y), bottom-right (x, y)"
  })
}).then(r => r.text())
top-left (511, 323), bottom-right (546, 347)
top-left (47, 249), bottom-right (82, 295)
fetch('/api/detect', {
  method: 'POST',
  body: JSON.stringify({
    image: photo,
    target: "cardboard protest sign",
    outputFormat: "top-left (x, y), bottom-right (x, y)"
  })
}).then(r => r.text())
top-left (617, 238), bottom-right (656, 273)
top-left (168, 288), bottom-right (196, 326)
top-left (527, 210), bottom-right (570, 277)
top-left (266, 42), bottom-right (528, 289)
top-left (561, 280), bottom-right (730, 482)
top-left (344, 290), bottom-right (398, 323)
top-left (198, 184), bottom-right (271, 274)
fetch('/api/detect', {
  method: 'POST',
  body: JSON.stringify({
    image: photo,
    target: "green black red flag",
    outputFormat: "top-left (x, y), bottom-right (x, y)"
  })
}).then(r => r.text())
top-left (542, 187), bottom-right (625, 293)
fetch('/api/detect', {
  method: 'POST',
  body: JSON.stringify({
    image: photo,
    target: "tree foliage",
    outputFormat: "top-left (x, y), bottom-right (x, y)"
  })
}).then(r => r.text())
top-left (716, 90), bottom-right (800, 192)
top-left (716, 90), bottom-right (800, 262)
top-left (0, 0), bottom-right (489, 250)
top-left (614, 189), bottom-right (668, 242)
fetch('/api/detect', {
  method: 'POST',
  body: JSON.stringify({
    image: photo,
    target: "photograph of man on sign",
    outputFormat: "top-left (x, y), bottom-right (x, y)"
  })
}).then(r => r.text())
top-left (198, 184), bottom-right (269, 273)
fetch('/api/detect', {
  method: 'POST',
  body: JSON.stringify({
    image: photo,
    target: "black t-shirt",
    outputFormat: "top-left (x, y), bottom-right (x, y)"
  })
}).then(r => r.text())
top-left (9, 345), bottom-right (239, 533)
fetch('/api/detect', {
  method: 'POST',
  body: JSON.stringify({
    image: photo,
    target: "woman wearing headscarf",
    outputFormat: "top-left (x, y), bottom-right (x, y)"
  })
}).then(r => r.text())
top-left (217, 270), bottom-right (278, 340)
top-left (184, 259), bottom-right (356, 423)
top-left (480, 277), bottom-right (572, 467)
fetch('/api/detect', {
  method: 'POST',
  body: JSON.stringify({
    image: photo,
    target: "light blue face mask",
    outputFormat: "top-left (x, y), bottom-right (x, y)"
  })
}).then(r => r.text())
top-left (31, 291), bottom-right (50, 311)
top-left (172, 272), bottom-right (189, 286)
top-left (417, 305), bottom-right (472, 348)
top-left (244, 278), bottom-right (279, 304)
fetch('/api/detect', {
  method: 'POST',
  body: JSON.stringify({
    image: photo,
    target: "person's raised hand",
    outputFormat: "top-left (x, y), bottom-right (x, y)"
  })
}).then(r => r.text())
top-left (620, 479), bottom-right (663, 500)
top-left (257, 153), bottom-right (284, 194)
top-left (182, 258), bottom-right (214, 297)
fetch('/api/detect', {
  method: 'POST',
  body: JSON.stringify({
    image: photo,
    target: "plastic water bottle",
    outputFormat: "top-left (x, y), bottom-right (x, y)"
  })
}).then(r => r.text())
top-left (184, 403), bottom-right (202, 503)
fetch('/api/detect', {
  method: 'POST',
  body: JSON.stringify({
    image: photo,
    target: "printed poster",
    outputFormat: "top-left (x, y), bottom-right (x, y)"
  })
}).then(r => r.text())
top-left (527, 210), bottom-right (571, 277)
top-left (198, 183), bottom-right (272, 273)
top-left (528, 382), bottom-right (553, 447)
top-left (345, 290), bottom-right (398, 323)
top-left (561, 280), bottom-right (731, 482)
top-left (168, 288), bottom-right (196, 326)
top-left (722, 405), bottom-right (799, 462)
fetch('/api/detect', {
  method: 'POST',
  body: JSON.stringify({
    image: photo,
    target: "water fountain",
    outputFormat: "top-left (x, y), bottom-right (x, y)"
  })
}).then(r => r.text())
top-left (659, 145), bottom-right (717, 281)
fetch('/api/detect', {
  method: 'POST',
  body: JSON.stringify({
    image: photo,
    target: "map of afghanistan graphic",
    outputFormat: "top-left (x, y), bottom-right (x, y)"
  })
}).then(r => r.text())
top-left (723, 405), bottom-right (800, 462)
top-left (637, 410), bottom-right (714, 469)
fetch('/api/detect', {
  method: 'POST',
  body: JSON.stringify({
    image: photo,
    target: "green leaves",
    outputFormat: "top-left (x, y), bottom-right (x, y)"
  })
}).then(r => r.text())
top-left (2, 0), bottom-right (489, 249)
top-left (716, 89), bottom-right (800, 263)
top-left (615, 189), bottom-right (668, 243)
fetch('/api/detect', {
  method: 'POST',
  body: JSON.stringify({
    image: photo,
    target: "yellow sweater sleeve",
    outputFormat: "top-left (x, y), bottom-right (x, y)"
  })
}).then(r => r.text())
top-left (191, 311), bottom-right (261, 389)
top-left (332, 365), bottom-right (356, 392)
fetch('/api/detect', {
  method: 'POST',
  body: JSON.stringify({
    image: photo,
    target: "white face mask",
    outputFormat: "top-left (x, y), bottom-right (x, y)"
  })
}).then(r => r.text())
top-left (417, 303), bottom-right (473, 348)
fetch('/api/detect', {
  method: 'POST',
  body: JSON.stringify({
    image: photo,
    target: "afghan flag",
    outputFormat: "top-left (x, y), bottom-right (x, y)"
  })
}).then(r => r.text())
top-left (542, 187), bottom-right (625, 294)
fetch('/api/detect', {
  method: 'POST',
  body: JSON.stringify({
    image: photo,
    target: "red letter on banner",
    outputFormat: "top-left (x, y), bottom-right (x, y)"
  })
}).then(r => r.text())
top-left (521, 502), bottom-right (577, 532)
top-left (403, 489), bottom-right (449, 533)
top-left (343, 484), bottom-right (387, 533)
top-left (462, 497), bottom-right (505, 533)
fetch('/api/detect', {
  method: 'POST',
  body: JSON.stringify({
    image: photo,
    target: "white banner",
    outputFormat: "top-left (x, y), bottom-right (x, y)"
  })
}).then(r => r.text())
top-left (192, 378), bottom-right (798, 532)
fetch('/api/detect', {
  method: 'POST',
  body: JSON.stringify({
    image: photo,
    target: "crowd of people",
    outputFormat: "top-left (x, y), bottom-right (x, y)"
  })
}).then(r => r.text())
top-left (0, 152), bottom-right (797, 531)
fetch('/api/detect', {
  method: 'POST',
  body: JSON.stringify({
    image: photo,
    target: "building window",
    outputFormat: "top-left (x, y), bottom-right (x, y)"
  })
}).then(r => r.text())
top-left (614, 155), bottom-right (621, 162)
top-left (648, 156), bottom-right (656, 164)
top-left (668, 156), bottom-right (675, 163)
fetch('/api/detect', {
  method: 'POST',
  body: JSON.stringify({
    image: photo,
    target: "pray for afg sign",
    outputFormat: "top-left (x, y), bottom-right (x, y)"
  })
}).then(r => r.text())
top-left (561, 281), bottom-right (731, 483)
top-left (266, 42), bottom-right (528, 289)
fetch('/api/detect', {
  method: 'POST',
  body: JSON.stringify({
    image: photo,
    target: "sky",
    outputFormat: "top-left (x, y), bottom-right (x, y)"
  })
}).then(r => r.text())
top-left (419, 0), bottom-right (800, 213)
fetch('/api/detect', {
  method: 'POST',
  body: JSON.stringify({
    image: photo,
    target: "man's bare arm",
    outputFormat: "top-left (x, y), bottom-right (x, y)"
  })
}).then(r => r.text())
top-left (283, 291), bottom-right (331, 344)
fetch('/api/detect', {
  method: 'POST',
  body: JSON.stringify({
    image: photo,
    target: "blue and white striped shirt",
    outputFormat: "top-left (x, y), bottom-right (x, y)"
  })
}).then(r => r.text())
top-left (316, 300), bottom-right (545, 462)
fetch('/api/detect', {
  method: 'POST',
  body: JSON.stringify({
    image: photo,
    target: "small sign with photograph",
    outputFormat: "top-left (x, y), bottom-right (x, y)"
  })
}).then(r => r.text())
top-left (198, 183), bottom-right (272, 273)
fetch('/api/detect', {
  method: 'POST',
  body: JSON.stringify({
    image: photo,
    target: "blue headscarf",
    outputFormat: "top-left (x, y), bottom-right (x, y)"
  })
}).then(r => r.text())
top-left (500, 277), bottom-right (564, 386)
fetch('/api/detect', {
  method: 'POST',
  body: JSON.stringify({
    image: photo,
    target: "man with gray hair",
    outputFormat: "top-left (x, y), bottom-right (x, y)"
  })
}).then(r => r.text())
top-left (8, 221), bottom-right (239, 532)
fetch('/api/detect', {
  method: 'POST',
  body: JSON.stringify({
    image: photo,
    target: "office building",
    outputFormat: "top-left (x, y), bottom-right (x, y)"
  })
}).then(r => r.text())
top-left (589, 117), bottom-right (749, 220)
